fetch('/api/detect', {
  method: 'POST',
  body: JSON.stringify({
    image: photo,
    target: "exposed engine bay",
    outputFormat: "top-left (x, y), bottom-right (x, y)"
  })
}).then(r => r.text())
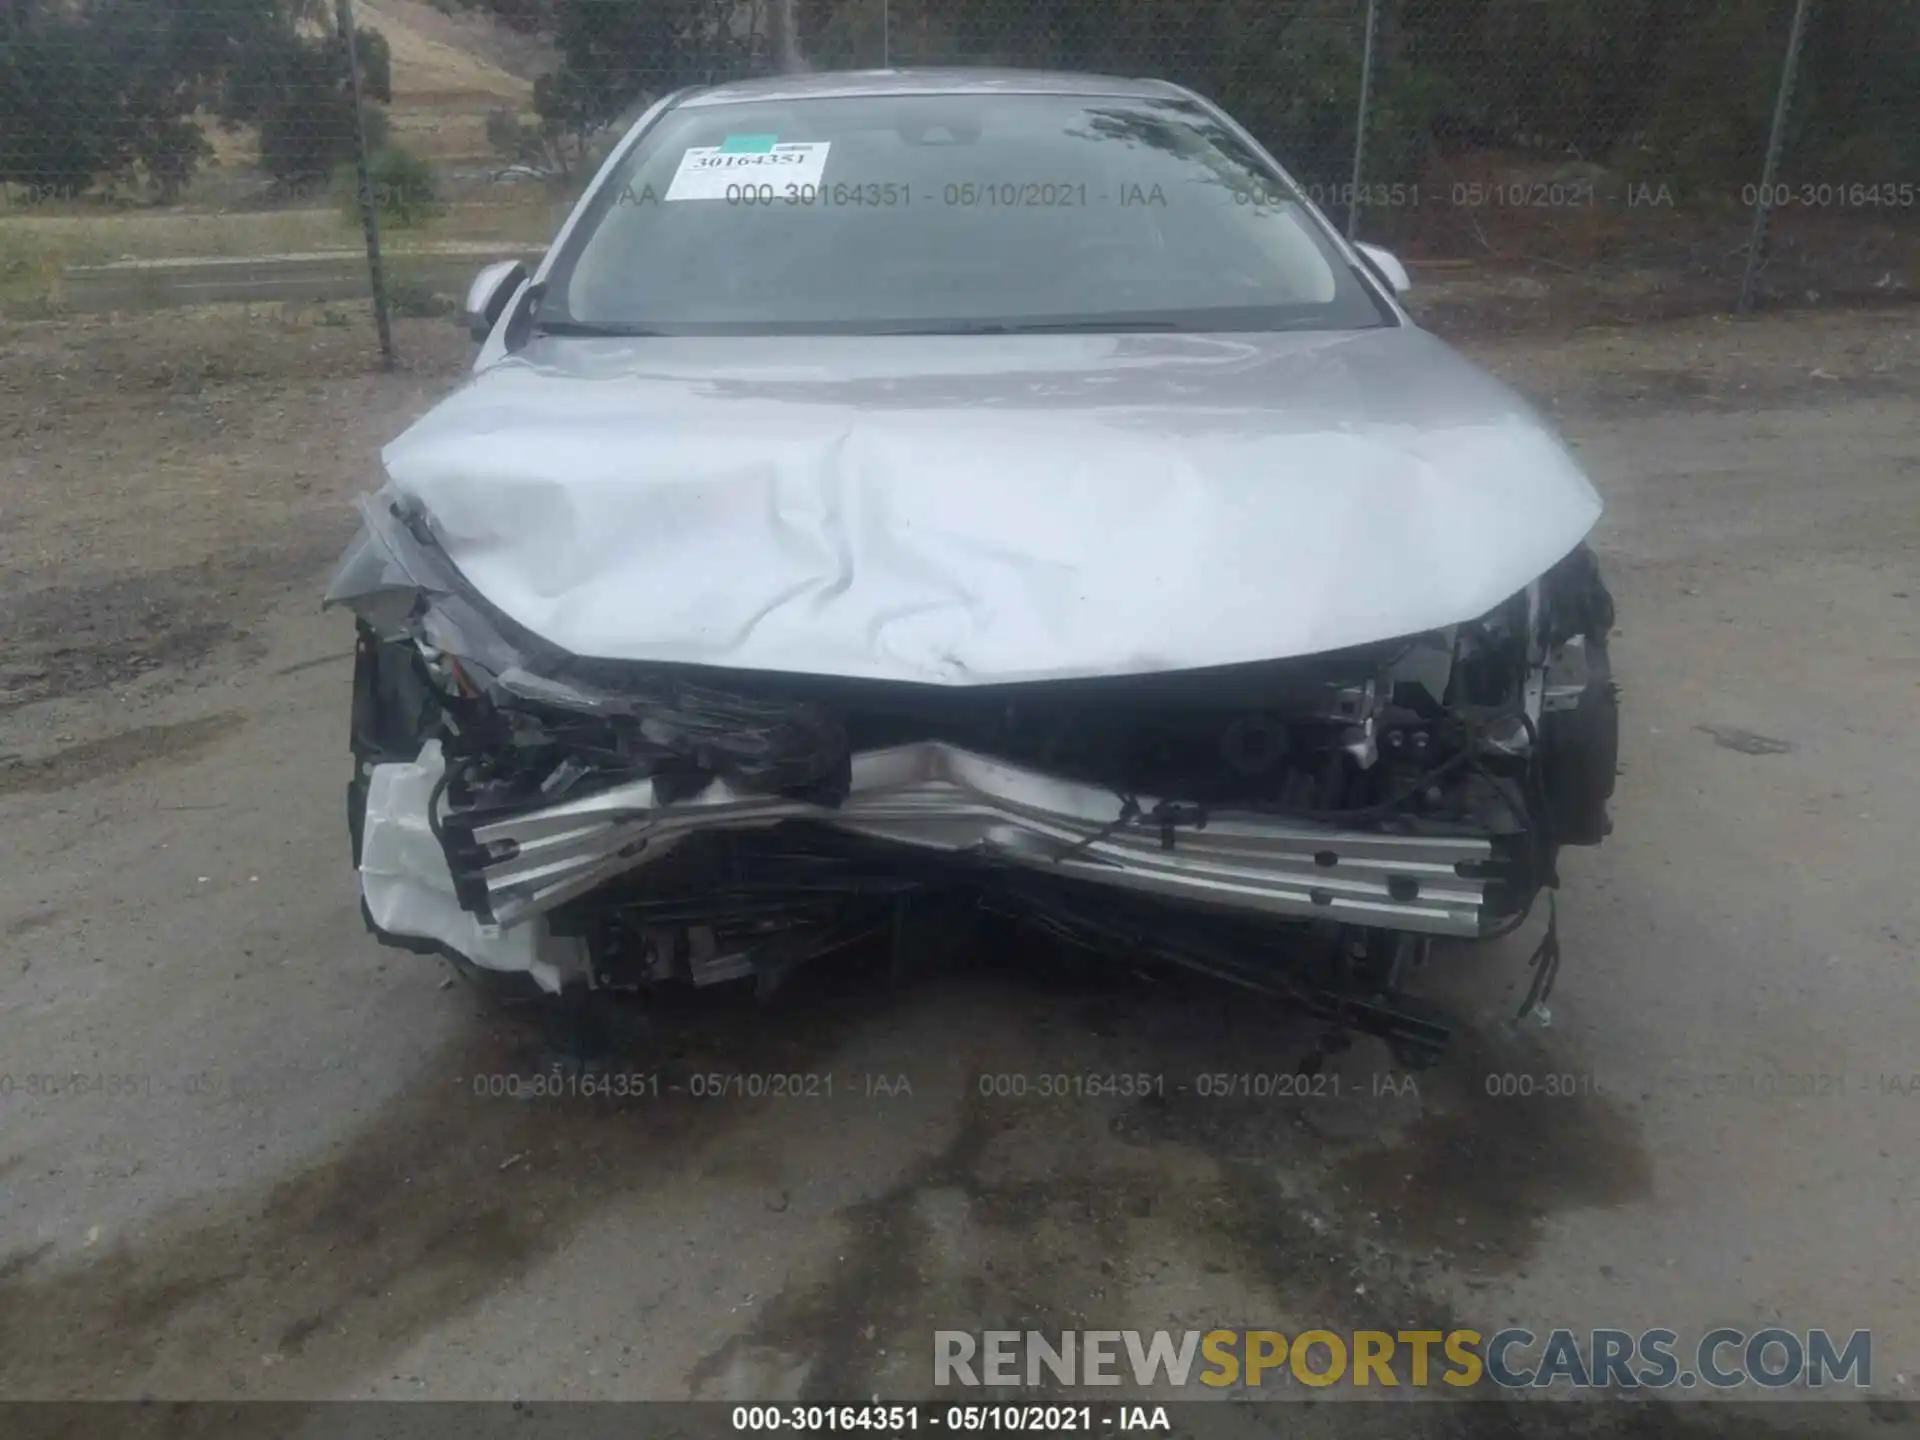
top-left (330, 489), bottom-right (1618, 1065)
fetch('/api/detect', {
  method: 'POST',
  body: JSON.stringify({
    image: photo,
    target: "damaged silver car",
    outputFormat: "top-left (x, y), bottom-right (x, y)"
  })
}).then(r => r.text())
top-left (327, 70), bottom-right (1619, 1064)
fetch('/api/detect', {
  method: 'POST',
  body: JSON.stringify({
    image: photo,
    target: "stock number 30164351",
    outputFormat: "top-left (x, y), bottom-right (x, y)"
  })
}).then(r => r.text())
top-left (725, 181), bottom-right (912, 207)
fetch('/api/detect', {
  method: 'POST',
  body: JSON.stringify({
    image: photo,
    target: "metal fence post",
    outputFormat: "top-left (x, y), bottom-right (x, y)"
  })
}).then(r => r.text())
top-left (1346, 0), bottom-right (1380, 239)
top-left (1738, 0), bottom-right (1815, 313)
top-left (883, 0), bottom-right (891, 67)
top-left (337, 0), bottom-right (395, 368)
top-left (773, 0), bottom-right (803, 73)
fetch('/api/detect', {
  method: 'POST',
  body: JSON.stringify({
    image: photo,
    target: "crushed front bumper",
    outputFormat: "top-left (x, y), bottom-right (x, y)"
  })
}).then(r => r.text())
top-left (331, 488), bottom-right (1604, 1062)
top-left (445, 741), bottom-right (1493, 936)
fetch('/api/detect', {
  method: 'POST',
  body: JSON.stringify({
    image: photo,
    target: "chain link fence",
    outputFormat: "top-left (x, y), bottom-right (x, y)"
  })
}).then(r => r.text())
top-left (2, 0), bottom-right (1915, 354)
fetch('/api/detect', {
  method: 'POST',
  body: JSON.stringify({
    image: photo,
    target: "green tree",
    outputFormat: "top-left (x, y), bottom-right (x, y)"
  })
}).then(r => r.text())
top-left (218, 21), bottom-right (393, 188)
top-left (450, 0), bottom-right (795, 142)
top-left (0, 0), bottom-right (390, 199)
top-left (438, 0), bottom-right (1920, 199)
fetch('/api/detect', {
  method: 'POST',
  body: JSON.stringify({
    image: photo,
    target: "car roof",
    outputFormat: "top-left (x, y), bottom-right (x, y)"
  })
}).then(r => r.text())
top-left (678, 67), bottom-right (1197, 108)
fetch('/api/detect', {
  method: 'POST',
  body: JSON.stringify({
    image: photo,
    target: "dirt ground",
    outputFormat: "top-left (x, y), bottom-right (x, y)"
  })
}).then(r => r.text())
top-left (0, 298), bottom-right (1916, 1434)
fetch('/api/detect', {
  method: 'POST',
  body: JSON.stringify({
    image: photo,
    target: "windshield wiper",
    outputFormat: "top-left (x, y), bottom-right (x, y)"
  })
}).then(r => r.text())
top-left (531, 318), bottom-right (668, 338)
top-left (888, 318), bottom-right (1192, 335)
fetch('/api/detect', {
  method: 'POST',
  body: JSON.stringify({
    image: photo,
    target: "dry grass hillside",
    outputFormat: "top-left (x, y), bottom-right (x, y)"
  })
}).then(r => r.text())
top-left (359, 0), bottom-right (549, 167)
top-left (201, 0), bottom-right (547, 170)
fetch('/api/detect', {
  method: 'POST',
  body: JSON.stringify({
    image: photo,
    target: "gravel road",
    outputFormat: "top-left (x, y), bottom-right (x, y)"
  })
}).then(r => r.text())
top-left (1, 303), bottom-right (1915, 1435)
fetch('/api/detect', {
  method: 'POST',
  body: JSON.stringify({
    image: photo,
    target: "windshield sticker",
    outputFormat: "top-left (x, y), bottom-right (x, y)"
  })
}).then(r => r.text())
top-left (719, 134), bottom-right (780, 154)
top-left (665, 141), bottom-right (831, 201)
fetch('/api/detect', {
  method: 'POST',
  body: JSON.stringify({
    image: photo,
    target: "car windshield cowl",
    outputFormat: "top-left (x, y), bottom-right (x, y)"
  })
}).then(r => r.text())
top-left (528, 309), bottom-right (1351, 338)
top-left (538, 90), bottom-right (1394, 338)
top-left (530, 317), bottom-right (672, 338)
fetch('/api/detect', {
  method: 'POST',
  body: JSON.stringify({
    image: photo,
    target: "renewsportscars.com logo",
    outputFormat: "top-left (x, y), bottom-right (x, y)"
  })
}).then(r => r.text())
top-left (933, 1328), bottom-right (1872, 1391)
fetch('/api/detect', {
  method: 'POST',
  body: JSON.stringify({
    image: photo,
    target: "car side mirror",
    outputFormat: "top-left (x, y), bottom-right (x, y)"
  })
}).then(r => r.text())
top-left (465, 260), bottom-right (528, 341)
top-left (1355, 242), bottom-right (1412, 297)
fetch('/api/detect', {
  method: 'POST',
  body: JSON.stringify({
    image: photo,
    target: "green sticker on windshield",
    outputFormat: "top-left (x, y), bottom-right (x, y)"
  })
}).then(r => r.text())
top-left (720, 134), bottom-right (779, 154)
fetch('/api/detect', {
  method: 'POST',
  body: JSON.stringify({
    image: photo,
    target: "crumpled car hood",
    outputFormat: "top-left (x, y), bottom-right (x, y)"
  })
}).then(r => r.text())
top-left (381, 327), bottom-right (1601, 686)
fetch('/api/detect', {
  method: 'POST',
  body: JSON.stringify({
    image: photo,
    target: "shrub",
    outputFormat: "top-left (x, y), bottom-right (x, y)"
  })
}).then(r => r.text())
top-left (485, 107), bottom-right (550, 168)
top-left (385, 278), bottom-right (458, 318)
top-left (339, 144), bottom-right (443, 228)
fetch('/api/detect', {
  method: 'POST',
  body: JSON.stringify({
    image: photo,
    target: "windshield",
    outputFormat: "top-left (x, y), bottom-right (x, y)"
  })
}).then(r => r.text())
top-left (540, 92), bottom-right (1393, 336)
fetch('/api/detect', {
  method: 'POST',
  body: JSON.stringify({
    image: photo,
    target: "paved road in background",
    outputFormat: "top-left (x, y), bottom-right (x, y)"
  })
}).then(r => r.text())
top-left (61, 246), bottom-right (540, 312)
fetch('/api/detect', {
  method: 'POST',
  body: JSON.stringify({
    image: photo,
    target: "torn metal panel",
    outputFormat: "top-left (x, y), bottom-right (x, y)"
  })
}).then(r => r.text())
top-left (358, 740), bottom-right (589, 994)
